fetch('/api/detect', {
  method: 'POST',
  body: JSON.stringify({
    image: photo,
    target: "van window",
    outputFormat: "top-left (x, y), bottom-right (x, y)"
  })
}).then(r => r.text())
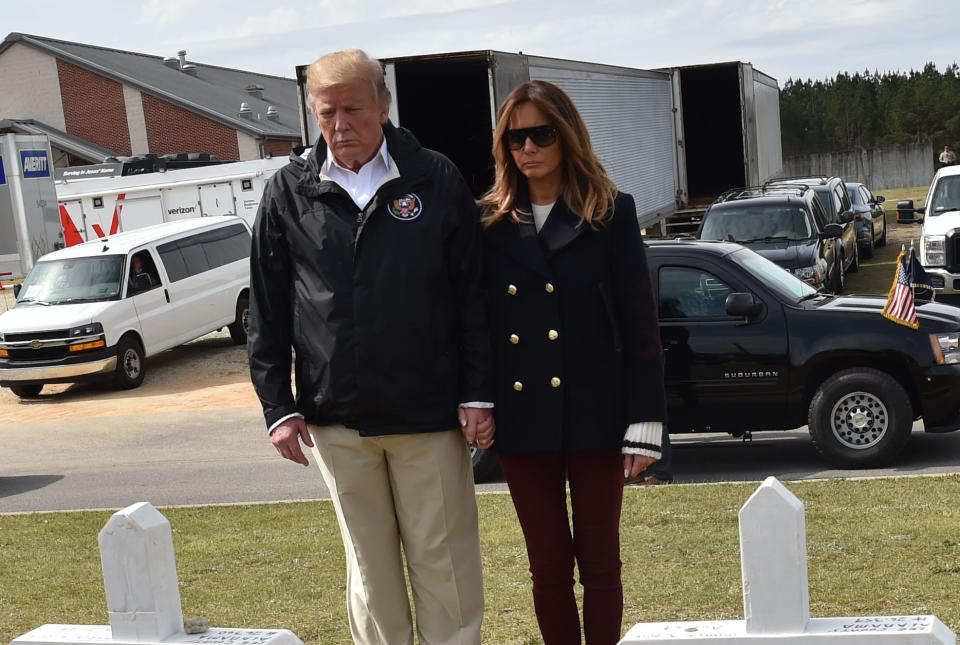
top-left (157, 222), bottom-right (251, 283)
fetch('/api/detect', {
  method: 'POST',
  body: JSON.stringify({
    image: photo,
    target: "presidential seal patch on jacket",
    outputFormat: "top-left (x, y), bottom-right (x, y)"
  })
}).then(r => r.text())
top-left (388, 193), bottom-right (422, 221)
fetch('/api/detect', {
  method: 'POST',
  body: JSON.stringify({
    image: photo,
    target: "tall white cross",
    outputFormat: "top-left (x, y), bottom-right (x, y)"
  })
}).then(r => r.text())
top-left (13, 502), bottom-right (305, 645)
top-left (619, 477), bottom-right (957, 644)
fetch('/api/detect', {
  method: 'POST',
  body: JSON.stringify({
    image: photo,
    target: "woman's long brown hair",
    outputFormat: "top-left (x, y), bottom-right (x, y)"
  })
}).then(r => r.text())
top-left (479, 80), bottom-right (617, 229)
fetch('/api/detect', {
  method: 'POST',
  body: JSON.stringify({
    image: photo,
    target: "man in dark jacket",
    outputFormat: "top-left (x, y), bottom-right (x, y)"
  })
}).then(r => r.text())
top-left (247, 49), bottom-right (494, 645)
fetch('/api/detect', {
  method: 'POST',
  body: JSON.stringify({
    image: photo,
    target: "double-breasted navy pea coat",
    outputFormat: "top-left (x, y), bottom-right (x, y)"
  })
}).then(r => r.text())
top-left (482, 191), bottom-right (667, 453)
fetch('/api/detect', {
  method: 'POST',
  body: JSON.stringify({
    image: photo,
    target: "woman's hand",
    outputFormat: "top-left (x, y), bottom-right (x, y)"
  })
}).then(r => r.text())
top-left (623, 453), bottom-right (655, 481)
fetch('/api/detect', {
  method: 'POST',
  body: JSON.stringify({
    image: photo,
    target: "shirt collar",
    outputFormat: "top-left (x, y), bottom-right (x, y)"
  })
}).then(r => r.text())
top-left (323, 137), bottom-right (390, 176)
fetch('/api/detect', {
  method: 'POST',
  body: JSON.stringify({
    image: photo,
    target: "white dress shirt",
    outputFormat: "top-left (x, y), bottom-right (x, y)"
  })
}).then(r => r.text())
top-left (320, 138), bottom-right (398, 209)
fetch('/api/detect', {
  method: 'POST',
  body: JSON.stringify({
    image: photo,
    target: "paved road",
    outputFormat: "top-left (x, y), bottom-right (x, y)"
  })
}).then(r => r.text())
top-left (3, 409), bottom-right (960, 513)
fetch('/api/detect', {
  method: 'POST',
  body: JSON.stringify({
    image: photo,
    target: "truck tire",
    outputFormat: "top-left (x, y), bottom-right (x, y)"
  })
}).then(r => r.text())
top-left (807, 368), bottom-right (912, 468)
top-left (228, 295), bottom-right (249, 345)
top-left (114, 336), bottom-right (146, 390)
top-left (469, 443), bottom-right (501, 483)
top-left (878, 217), bottom-right (887, 247)
top-left (861, 237), bottom-right (874, 260)
top-left (10, 384), bottom-right (43, 398)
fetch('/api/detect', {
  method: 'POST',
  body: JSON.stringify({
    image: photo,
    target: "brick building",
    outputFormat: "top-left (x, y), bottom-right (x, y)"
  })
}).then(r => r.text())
top-left (0, 33), bottom-right (301, 168)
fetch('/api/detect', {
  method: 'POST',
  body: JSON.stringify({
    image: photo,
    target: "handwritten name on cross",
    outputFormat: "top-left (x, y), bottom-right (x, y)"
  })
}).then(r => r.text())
top-left (619, 477), bottom-right (956, 644)
top-left (12, 502), bottom-right (305, 645)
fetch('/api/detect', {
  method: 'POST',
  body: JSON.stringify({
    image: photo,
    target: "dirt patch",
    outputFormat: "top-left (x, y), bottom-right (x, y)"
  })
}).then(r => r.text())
top-left (0, 330), bottom-right (259, 423)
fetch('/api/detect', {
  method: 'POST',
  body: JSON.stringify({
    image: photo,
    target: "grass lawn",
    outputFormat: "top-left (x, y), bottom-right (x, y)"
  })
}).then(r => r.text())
top-left (2, 476), bottom-right (960, 644)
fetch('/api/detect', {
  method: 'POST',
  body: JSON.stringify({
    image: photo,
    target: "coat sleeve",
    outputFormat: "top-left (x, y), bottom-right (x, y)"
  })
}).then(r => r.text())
top-left (610, 193), bottom-right (667, 424)
top-left (444, 170), bottom-right (494, 404)
top-left (247, 175), bottom-right (298, 431)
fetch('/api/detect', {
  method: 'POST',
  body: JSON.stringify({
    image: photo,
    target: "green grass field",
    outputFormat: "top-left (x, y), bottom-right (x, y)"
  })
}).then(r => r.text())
top-left (2, 476), bottom-right (959, 644)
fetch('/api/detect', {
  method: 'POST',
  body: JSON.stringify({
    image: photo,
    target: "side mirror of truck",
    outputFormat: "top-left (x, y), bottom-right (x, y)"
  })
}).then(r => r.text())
top-left (13, 283), bottom-right (21, 298)
top-left (875, 195), bottom-right (885, 204)
top-left (820, 223), bottom-right (843, 238)
top-left (916, 205), bottom-right (926, 215)
top-left (725, 292), bottom-right (762, 318)
top-left (840, 210), bottom-right (855, 224)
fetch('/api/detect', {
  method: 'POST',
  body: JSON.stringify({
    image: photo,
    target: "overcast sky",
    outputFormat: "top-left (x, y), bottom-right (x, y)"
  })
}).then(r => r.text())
top-left (5, 0), bottom-right (958, 85)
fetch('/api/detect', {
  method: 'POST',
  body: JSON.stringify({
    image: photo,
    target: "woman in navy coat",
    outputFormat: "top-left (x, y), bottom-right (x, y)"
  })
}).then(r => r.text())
top-left (479, 80), bottom-right (668, 645)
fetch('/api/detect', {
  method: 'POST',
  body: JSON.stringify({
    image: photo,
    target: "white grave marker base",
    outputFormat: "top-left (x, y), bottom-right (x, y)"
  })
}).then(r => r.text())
top-left (619, 477), bottom-right (956, 645)
top-left (12, 625), bottom-right (304, 645)
top-left (622, 615), bottom-right (955, 643)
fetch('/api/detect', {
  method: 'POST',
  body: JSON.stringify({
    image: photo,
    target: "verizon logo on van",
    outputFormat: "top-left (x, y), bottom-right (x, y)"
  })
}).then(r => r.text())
top-left (167, 206), bottom-right (197, 216)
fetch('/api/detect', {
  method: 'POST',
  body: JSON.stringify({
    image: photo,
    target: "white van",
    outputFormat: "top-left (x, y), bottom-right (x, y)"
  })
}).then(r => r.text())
top-left (0, 216), bottom-right (251, 397)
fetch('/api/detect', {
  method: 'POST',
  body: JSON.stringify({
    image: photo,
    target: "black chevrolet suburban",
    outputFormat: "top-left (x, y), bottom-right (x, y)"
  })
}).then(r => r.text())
top-left (471, 240), bottom-right (960, 481)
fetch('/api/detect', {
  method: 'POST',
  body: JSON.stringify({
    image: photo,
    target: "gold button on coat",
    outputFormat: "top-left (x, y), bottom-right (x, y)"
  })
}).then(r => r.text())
top-left (513, 381), bottom-right (524, 392)
top-left (548, 329), bottom-right (559, 340)
top-left (550, 377), bottom-right (561, 388)
top-left (544, 283), bottom-right (555, 293)
top-left (507, 284), bottom-right (518, 295)
top-left (509, 334), bottom-right (519, 344)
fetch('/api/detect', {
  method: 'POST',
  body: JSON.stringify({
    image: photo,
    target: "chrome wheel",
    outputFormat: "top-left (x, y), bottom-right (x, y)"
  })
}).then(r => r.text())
top-left (122, 347), bottom-right (142, 380)
top-left (830, 391), bottom-right (888, 450)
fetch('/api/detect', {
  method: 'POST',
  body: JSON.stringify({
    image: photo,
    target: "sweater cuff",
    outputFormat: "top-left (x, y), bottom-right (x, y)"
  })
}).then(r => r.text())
top-left (622, 421), bottom-right (662, 458)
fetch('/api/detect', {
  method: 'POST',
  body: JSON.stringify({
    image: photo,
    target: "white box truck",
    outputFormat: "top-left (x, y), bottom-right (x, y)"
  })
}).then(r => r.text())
top-left (55, 155), bottom-right (290, 246)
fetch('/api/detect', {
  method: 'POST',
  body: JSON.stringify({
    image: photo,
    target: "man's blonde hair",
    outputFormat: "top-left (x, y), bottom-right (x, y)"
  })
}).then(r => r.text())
top-left (305, 49), bottom-right (391, 111)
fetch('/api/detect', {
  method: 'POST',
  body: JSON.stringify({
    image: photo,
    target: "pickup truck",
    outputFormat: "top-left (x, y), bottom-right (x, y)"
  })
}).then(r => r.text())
top-left (471, 239), bottom-right (960, 480)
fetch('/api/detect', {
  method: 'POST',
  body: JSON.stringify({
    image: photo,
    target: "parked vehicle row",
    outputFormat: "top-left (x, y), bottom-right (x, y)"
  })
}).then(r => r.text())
top-left (695, 174), bottom-right (887, 295)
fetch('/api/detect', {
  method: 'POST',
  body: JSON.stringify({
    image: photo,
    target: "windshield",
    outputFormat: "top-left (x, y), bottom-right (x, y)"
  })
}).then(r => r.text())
top-left (929, 175), bottom-right (960, 214)
top-left (729, 247), bottom-right (818, 301)
top-left (17, 255), bottom-right (125, 305)
top-left (700, 204), bottom-right (814, 242)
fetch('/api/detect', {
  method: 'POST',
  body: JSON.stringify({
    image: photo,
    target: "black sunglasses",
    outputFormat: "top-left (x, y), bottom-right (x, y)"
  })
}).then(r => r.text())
top-left (504, 125), bottom-right (558, 150)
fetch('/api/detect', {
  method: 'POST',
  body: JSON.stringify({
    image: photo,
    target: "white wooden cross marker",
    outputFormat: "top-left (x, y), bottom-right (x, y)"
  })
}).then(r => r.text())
top-left (619, 477), bottom-right (957, 644)
top-left (12, 502), bottom-right (305, 645)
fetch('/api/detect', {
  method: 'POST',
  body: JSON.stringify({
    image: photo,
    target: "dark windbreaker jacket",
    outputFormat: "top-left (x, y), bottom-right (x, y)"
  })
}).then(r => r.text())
top-left (248, 123), bottom-right (492, 434)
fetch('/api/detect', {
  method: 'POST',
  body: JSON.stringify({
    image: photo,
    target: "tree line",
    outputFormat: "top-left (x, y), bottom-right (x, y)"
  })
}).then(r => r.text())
top-left (780, 62), bottom-right (960, 156)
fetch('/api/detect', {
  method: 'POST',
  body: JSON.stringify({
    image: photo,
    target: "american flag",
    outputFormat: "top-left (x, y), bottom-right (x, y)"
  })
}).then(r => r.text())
top-left (882, 249), bottom-right (920, 329)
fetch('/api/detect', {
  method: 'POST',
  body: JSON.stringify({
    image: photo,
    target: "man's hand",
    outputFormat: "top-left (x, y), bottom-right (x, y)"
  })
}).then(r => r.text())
top-left (623, 453), bottom-right (656, 481)
top-left (270, 416), bottom-right (314, 467)
top-left (459, 407), bottom-right (495, 449)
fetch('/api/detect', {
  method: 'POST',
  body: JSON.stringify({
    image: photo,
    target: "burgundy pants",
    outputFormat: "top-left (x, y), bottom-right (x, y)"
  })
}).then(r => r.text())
top-left (499, 450), bottom-right (625, 645)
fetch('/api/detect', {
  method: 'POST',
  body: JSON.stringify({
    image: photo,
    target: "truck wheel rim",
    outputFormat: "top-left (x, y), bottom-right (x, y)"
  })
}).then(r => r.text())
top-left (830, 391), bottom-right (887, 449)
top-left (123, 349), bottom-right (141, 379)
top-left (242, 308), bottom-right (250, 333)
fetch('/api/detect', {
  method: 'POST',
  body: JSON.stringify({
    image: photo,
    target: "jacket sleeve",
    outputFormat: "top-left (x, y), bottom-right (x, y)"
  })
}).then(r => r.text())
top-left (248, 175), bottom-right (298, 431)
top-left (610, 193), bottom-right (667, 425)
top-left (444, 170), bottom-right (494, 404)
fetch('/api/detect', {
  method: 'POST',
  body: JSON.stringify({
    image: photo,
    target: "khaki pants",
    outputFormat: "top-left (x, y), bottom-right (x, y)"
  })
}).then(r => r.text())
top-left (309, 425), bottom-right (484, 645)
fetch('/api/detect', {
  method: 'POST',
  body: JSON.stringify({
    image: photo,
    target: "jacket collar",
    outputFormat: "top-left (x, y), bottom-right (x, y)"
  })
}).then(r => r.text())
top-left (295, 121), bottom-right (426, 200)
top-left (484, 183), bottom-right (589, 278)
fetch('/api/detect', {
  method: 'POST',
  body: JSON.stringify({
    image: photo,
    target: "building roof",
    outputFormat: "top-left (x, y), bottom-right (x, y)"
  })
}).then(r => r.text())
top-left (1, 32), bottom-right (301, 140)
top-left (0, 117), bottom-right (119, 162)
